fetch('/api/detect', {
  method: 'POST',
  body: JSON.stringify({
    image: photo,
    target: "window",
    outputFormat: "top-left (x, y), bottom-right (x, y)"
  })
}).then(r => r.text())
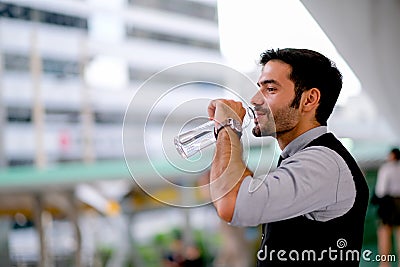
top-left (4, 54), bottom-right (29, 72)
top-left (128, 0), bottom-right (217, 22)
top-left (126, 26), bottom-right (220, 50)
top-left (4, 53), bottom-right (81, 78)
top-left (42, 58), bottom-right (80, 78)
top-left (0, 2), bottom-right (88, 30)
top-left (7, 107), bottom-right (31, 122)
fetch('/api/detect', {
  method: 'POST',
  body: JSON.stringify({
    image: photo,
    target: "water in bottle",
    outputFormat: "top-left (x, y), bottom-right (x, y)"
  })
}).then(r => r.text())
top-left (174, 107), bottom-right (255, 159)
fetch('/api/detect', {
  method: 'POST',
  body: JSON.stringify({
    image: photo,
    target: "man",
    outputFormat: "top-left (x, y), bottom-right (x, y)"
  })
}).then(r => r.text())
top-left (208, 48), bottom-right (369, 266)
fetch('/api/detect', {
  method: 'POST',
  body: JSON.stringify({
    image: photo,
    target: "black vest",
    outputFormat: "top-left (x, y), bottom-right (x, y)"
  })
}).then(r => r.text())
top-left (257, 133), bottom-right (369, 267)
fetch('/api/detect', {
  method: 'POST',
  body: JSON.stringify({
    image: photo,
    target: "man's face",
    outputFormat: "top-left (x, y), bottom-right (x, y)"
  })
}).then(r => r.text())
top-left (251, 60), bottom-right (301, 137)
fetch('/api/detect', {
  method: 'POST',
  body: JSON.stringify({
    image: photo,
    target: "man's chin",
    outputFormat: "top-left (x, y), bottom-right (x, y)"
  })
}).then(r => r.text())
top-left (252, 126), bottom-right (276, 138)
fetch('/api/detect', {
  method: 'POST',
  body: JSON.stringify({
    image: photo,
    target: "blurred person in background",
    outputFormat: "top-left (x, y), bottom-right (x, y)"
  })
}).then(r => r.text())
top-left (374, 148), bottom-right (400, 267)
top-left (182, 243), bottom-right (204, 267)
top-left (162, 231), bottom-right (205, 267)
top-left (207, 48), bottom-right (369, 266)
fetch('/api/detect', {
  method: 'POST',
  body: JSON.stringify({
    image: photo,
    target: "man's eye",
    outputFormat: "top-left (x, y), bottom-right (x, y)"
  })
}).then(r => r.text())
top-left (267, 87), bottom-right (276, 92)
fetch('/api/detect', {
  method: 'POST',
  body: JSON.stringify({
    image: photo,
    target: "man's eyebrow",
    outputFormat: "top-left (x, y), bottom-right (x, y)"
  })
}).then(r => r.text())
top-left (257, 79), bottom-right (281, 87)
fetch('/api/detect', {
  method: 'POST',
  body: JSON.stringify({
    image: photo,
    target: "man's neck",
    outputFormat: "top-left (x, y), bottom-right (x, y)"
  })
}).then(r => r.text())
top-left (277, 122), bottom-right (321, 151)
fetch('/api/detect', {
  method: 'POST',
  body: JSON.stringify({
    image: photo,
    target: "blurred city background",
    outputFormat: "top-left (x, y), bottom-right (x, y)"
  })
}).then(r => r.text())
top-left (0, 0), bottom-right (399, 266)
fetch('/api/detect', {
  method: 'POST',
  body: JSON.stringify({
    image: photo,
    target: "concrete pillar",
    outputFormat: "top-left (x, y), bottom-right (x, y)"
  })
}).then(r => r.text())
top-left (30, 10), bottom-right (46, 169)
top-left (66, 192), bottom-right (82, 267)
top-left (32, 194), bottom-right (48, 267)
top-left (79, 35), bottom-right (95, 164)
top-left (0, 217), bottom-right (11, 266)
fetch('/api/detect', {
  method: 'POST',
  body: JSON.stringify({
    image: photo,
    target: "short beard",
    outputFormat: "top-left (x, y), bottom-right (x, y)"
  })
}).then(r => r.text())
top-left (253, 104), bottom-right (299, 138)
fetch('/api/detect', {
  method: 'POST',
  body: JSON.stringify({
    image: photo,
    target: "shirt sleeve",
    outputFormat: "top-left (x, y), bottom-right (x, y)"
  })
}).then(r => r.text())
top-left (230, 146), bottom-right (355, 227)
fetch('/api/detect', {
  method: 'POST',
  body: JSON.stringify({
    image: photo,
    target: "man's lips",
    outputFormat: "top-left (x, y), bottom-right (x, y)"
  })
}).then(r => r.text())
top-left (254, 113), bottom-right (263, 124)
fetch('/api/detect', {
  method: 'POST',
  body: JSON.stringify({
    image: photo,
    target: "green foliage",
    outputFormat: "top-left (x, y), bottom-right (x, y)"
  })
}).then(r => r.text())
top-left (129, 227), bottom-right (221, 267)
top-left (96, 245), bottom-right (114, 267)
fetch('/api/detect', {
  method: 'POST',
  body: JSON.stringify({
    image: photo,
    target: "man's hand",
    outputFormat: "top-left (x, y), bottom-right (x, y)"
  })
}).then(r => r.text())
top-left (207, 99), bottom-right (247, 126)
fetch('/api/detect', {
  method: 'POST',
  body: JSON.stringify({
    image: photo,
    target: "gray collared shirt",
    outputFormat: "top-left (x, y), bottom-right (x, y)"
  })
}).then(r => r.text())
top-left (230, 126), bottom-right (356, 227)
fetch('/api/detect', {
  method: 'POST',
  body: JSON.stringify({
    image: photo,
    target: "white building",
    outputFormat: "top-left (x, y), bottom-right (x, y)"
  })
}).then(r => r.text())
top-left (0, 0), bottom-right (222, 166)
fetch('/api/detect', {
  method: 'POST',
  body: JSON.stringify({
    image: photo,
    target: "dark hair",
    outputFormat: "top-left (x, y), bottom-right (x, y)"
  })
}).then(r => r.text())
top-left (390, 148), bottom-right (400, 161)
top-left (259, 48), bottom-right (343, 126)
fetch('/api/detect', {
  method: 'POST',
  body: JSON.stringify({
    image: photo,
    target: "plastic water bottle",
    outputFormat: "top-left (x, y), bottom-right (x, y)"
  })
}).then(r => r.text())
top-left (174, 107), bottom-right (255, 159)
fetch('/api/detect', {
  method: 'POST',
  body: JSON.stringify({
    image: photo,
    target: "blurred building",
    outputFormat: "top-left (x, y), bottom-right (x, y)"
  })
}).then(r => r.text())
top-left (0, 0), bottom-right (224, 266)
top-left (0, 0), bottom-right (222, 166)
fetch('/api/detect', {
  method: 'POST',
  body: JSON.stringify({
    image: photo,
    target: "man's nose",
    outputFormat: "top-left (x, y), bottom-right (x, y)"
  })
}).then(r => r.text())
top-left (250, 90), bottom-right (264, 106)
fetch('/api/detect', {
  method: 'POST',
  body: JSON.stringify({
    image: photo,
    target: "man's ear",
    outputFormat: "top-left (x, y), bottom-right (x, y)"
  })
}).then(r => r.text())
top-left (302, 88), bottom-right (320, 112)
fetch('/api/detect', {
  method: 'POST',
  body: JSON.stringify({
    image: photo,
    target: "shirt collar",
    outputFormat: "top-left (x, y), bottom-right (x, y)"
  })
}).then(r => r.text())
top-left (280, 126), bottom-right (328, 159)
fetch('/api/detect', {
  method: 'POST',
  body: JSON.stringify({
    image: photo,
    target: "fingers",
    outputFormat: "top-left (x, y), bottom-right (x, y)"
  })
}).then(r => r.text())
top-left (207, 99), bottom-right (218, 120)
top-left (208, 99), bottom-right (246, 124)
top-left (208, 99), bottom-right (228, 121)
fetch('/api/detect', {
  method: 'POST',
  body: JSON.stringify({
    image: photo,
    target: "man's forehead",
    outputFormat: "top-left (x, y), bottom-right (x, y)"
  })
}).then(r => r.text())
top-left (259, 61), bottom-right (291, 80)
